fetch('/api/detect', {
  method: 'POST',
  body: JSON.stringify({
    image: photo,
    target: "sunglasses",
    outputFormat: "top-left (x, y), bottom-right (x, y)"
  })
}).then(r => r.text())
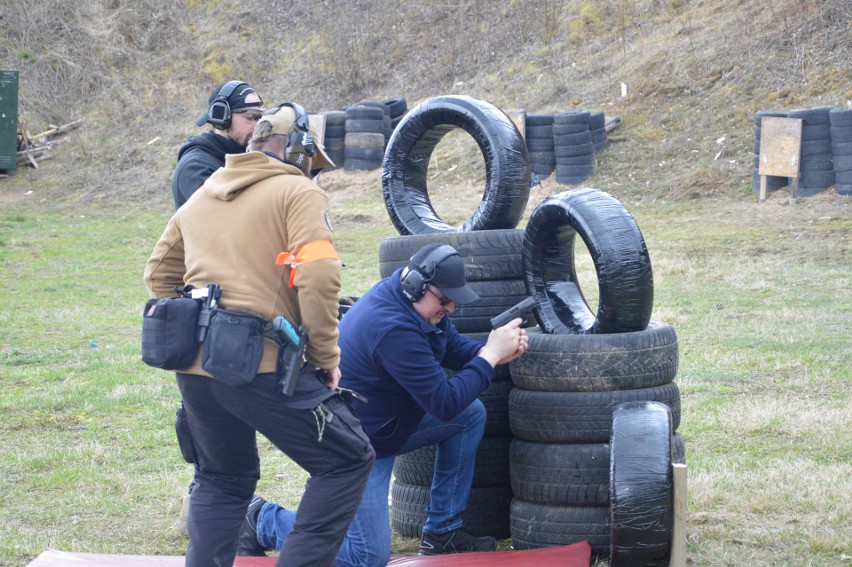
top-left (427, 287), bottom-right (453, 306)
top-left (234, 109), bottom-right (264, 121)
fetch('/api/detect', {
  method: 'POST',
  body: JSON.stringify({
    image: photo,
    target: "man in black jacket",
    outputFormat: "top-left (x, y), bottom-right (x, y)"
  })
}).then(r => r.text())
top-left (171, 80), bottom-right (264, 208)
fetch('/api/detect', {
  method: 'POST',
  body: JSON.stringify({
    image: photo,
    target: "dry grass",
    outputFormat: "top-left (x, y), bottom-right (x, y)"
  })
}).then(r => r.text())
top-left (1, 1), bottom-right (851, 565)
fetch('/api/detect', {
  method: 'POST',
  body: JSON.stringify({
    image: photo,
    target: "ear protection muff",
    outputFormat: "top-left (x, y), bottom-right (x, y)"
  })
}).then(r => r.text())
top-left (400, 245), bottom-right (458, 302)
top-left (207, 81), bottom-right (245, 130)
top-left (278, 102), bottom-right (316, 172)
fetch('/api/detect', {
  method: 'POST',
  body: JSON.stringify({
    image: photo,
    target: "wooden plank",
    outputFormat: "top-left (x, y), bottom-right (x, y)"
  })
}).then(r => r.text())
top-left (759, 117), bottom-right (801, 178)
top-left (310, 113), bottom-right (327, 146)
top-left (669, 463), bottom-right (688, 567)
top-left (32, 119), bottom-right (83, 141)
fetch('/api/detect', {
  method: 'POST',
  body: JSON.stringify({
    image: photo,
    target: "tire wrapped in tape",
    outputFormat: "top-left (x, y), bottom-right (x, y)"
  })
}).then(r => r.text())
top-left (382, 95), bottom-right (530, 234)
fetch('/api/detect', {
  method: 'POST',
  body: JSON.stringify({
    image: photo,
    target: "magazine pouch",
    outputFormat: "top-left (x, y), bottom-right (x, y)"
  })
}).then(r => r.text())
top-left (141, 297), bottom-right (202, 370)
top-left (201, 308), bottom-right (266, 386)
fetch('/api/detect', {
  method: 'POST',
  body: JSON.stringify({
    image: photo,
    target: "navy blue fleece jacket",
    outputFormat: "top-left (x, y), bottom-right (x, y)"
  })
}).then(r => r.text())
top-left (338, 268), bottom-right (493, 458)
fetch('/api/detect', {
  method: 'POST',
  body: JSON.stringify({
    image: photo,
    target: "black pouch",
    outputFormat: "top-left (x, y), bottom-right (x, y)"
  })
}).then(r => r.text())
top-left (141, 297), bottom-right (202, 370)
top-left (201, 308), bottom-right (266, 386)
top-left (174, 403), bottom-right (198, 464)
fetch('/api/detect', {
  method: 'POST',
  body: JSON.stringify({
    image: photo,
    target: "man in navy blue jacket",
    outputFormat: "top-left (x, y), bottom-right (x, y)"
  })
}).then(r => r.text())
top-left (239, 243), bottom-right (528, 564)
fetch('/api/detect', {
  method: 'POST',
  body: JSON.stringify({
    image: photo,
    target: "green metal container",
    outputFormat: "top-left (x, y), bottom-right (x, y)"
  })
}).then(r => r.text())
top-left (0, 70), bottom-right (20, 173)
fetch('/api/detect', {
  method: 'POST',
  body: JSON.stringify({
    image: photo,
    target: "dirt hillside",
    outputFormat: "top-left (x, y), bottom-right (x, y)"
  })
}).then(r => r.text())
top-left (0, 0), bottom-right (849, 209)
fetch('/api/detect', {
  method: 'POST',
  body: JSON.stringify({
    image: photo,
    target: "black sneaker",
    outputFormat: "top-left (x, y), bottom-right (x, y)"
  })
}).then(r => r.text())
top-left (418, 528), bottom-right (497, 555)
top-left (236, 496), bottom-right (269, 557)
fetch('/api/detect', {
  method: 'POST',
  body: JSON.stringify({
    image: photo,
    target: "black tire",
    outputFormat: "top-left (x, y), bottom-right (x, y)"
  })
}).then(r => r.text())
top-left (510, 499), bottom-right (609, 555)
top-left (393, 435), bottom-right (511, 488)
top-left (510, 440), bottom-right (610, 506)
top-left (382, 95), bottom-right (531, 234)
top-left (383, 96), bottom-right (408, 118)
top-left (553, 131), bottom-right (593, 146)
top-left (392, 482), bottom-right (512, 539)
top-left (554, 110), bottom-right (591, 125)
top-left (525, 113), bottom-right (554, 127)
top-left (510, 433), bottom-right (686, 508)
top-left (801, 124), bottom-right (831, 140)
top-left (450, 279), bottom-right (529, 333)
top-left (356, 100), bottom-right (391, 116)
top-left (609, 401), bottom-right (674, 567)
top-left (830, 127), bottom-right (852, 144)
top-left (378, 230), bottom-right (525, 281)
top-left (788, 106), bottom-right (832, 125)
top-left (553, 122), bottom-right (593, 135)
top-left (345, 105), bottom-right (384, 120)
top-left (554, 153), bottom-right (596, 166)
top-left (831, 140), bottom-right (852, 156)
top-left (526, 138), bottom-right (556, 152)
top-left (345, 118), bottom-right (385, 133)
top-left (509, 383), bottom-right (681, 443)
top-left (343, 145), bottom-right (386, 162)
top-left (526, 124), bottom-right (554, 139)
top-left (524, 188), bottom-right (654, 334)
top-left (479, 381), bottom-right (513, 434)
top-left (509, 321), bottom-right (678, 392)
top-left (554, 163), bottom-right (595, 177)
top-left (344, 131), bottom-right (385, 149)
top-left (343, 158), bottom-right (382, 171)
top-left (829, 108), bottom-right (852, 127)
top-left (554, 143), bottom-right (595, 158)
top-left (325, 124), bottom-right (345, 139)
top-left (324, 110), bottom-right (346, 126)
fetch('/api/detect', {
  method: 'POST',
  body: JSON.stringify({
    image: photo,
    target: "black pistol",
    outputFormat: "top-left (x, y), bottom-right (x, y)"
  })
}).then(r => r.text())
top-left (271, 315), bottom-right (307, 397)
top-left (490, 296), bottom-right (537, 329)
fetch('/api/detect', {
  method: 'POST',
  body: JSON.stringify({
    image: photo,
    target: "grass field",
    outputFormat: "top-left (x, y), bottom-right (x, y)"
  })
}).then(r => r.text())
top-left (1, 172), bottom-right (850, 566)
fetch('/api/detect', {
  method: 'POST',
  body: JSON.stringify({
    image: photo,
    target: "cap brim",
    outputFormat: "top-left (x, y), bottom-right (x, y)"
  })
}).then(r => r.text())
top-left (441, 284), bottom-right (479, 306)
top-left (195, 113), bottom-right (210, 127)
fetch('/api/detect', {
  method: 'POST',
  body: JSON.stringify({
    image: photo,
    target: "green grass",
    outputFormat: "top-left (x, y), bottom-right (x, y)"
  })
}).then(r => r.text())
top-left (1, 185), bottom-right (850, 566)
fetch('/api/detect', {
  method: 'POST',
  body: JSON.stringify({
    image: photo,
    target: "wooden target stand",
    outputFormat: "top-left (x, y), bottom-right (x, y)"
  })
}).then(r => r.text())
top-left (758, 116), bottom-right (803, 205)
top-left (669, 463), bottom-right (688, 567)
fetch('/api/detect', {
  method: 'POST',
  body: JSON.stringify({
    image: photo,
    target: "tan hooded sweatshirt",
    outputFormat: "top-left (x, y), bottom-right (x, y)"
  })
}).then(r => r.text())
top-left (144, 151), bottom-right (341, 374)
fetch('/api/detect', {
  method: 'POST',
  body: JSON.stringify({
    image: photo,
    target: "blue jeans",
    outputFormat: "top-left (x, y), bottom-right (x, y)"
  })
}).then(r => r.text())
top-left (256, 399), bottom-right (486, 567)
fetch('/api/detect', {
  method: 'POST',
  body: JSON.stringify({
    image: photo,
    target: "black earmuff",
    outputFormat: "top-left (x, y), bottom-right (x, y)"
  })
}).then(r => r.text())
top-left (278, 102), bottom-right (316, 172)
top-left (207, 81), bottom-right (245, 130)
top-left (400, 245), bottom-right (458, 302)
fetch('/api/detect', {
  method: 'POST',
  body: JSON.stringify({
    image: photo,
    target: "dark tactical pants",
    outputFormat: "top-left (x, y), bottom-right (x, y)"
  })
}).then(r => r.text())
top-left (176, 369), bottom-right (375, 567)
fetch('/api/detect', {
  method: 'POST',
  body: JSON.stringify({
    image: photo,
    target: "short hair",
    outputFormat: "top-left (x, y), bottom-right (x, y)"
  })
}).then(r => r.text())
top-left (247, 122), bottom-right (287, 152)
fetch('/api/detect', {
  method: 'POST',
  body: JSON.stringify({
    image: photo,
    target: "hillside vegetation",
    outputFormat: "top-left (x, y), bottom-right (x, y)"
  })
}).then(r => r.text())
top-left (1, 0), bottom-right (849, 205)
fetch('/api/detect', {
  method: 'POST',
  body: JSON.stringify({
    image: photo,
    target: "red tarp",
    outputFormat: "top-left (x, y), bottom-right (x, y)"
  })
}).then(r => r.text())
top-left (27, 542), bottom-right (592, 567)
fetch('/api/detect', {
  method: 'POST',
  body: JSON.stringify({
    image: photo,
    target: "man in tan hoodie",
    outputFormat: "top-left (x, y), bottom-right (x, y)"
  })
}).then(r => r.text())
top-left (144, 102), bottom-right (374, 567)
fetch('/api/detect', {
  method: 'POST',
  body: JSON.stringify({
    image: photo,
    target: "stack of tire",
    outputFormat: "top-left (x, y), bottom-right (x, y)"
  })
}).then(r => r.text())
top-left (321, 110), bottom-right (345, 169)
top-left (524, 114), bottom-right (556, 180)
top-left (379, 95), bottom-right (682, 563)
top-left (752, 110), bottom-right (788, 195)
top-left (830, 107), bottom-right (852, 196)
top-left (789, 106), bottom-right (835, 196)
top-left (380, 95), bottom-right (531, 540)
top-left (344, 103), bottom-right (388, 171)
top-left (589, 110), bottom-right (608, 152)
top-left (553, 110), bottom-right (595, 185)
top-left (507, 188), bottom-right (683, 559)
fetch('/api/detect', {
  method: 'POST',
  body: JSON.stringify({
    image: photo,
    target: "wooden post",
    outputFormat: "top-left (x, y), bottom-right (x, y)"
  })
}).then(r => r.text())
top-left (669, 463), bottom-right (688, 567)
